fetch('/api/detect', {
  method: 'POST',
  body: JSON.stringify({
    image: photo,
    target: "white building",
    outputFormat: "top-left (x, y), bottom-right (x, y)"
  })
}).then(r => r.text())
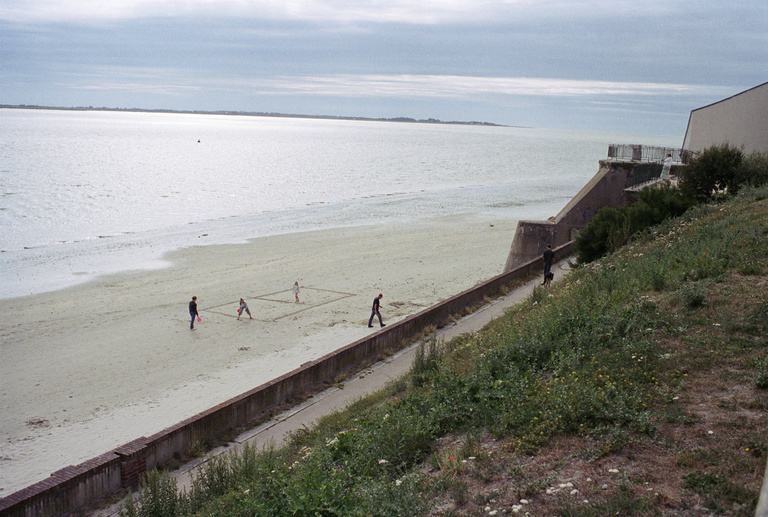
top-left (682, 81), bottom-right (768, 155)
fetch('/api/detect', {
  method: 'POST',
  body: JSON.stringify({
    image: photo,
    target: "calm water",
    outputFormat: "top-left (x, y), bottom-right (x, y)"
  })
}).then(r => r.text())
top-left (0, 109), bottom-right (679, 298)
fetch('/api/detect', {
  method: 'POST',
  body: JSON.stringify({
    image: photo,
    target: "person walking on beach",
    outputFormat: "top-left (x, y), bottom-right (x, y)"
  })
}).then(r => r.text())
top-left (293, 281), bottom-right (300, 303)
top-left (189, 296), bottom-right (199, 330)
top-left (368, 293), bottom-right (385, 328)
top-left (237, 298), bottom-right (252, 320)
top-left (542, 244), bottom-right (555, 286)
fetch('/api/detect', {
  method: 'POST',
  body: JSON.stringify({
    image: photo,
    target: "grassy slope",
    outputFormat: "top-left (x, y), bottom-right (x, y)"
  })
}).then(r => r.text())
top-left (123, 191), bottom-right (768, 517)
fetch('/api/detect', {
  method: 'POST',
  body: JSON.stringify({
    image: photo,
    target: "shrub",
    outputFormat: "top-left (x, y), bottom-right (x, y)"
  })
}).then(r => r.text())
top-left (575, 207), bottom-right (629, 263)
top-left (734, 151), bottom-right (768, 189)
top-left (679, 143), bottom-right (744, 201)
top-left (575, 185), bottom-right (694, 264)
top-left (636, 184), bottom-right (695, 221)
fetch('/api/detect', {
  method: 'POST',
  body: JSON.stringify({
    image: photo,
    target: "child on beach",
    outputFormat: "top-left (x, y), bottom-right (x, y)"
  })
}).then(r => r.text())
top-left (293, 281), bottom-right (300, 303)
top-left (237, 298), bottom-right (252, 320)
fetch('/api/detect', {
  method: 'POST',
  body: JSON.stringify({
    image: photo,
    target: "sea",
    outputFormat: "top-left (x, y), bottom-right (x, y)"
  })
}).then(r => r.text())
top-left (0, 108), bottom-right (680, 300)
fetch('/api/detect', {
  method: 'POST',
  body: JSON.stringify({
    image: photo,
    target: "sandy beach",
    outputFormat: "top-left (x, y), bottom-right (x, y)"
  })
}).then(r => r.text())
top-left (0, 214), bottom-right (519, 495)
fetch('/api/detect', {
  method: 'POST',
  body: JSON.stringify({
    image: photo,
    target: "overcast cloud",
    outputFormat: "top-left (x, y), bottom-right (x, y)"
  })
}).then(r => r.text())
top-left (1, 0), bottom-right (765, 135)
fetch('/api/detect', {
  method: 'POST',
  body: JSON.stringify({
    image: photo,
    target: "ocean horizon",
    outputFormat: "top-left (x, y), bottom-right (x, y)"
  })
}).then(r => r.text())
top-left (0, 108), bottom-right (680, 299)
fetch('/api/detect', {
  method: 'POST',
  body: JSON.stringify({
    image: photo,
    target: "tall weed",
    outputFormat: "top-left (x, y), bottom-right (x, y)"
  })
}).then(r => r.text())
top-left (119, 470), bottom-right (180, 517)
top-left (411, 337), bottom-right (445, 387)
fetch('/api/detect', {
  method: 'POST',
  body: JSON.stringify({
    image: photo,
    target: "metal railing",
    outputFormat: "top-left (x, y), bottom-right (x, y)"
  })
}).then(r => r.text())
top-left (607, 144), bottom-right (690, 163)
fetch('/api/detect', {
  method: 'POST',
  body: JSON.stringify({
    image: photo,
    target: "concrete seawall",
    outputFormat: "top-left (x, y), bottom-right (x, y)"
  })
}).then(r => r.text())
top-left (504, 159), bottom-right (669, 272)
top-left (0, 243), bottom-right (573, 517)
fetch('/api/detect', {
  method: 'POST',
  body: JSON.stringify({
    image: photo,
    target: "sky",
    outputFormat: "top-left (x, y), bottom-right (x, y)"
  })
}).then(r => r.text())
top-left (1, 0), bottom-right (766, 136)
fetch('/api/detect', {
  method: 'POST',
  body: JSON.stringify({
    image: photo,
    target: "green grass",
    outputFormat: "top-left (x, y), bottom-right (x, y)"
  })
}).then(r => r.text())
top-left (120, 191), bottom-right (768, 517)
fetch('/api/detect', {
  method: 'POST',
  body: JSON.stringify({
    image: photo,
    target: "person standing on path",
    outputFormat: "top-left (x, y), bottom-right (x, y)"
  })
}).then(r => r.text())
top-left (189, 296), bottom-right (199, 330)
top-left (368, 293), bottom-right (385, 328)
top-left (660, 153), bottom-right (673, 180)
top-left (293, 281), bottom-right (300, 303)
top-left (237, 298), bottom-right (252, 320)
top-left (542, 244), bottom-right (555, 285)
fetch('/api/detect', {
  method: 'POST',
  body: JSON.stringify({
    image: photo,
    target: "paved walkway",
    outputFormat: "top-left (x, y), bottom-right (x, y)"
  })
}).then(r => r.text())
top-left (92, 261), bottom-right (571, 516)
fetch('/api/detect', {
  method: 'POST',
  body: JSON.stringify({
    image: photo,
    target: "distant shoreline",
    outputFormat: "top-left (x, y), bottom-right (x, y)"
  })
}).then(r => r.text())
top-left (0, 104), bottom-right (514, 128)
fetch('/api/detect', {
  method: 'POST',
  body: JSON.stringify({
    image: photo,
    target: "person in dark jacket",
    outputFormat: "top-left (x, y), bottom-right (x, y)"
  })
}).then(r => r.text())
top-left (189, 296), bottom-right (199, 330)
top-left (368, 293), bottom-right (385, 328)
top-left (542, 244), bottom-right (554, 285)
